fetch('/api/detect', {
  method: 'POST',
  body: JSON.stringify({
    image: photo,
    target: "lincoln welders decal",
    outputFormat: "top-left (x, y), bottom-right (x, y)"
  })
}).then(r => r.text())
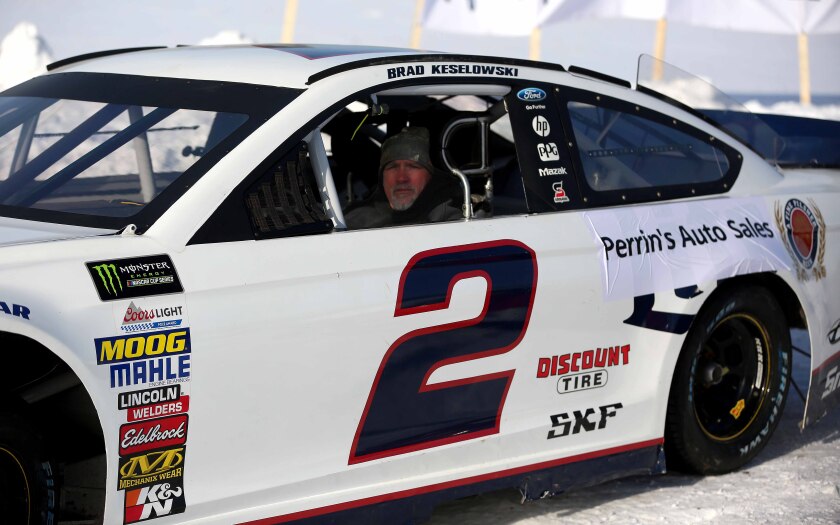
top-left (775, 198), bottom-right (826, 282)
top-left (87, 255), bottom-right (183, 301)
top-left (584, 198), bottom-right (791, 301)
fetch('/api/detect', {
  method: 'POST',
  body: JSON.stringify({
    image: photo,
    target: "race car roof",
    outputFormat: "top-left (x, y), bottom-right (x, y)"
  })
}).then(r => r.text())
top-left (46, 44), bottom-right (446, 89)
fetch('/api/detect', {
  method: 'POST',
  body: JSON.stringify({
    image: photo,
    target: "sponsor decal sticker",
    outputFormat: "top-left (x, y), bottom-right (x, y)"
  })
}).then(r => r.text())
top-left (584, 198), bottom-right (791, 301)
top-left (537, 142), bottom-right (559, 161)
top-left (547, 403), bottom-right (623, 439)
top-left (556, 370), bottom-right (608, 394)
top-left (386, 63), bottom-right (519, 79)
top-left (118, 385), bottom-right (181, 410)
top-left (537, 345), bottom-right (630, 378)
top-left (121, 302), bottom-right (184, 333)
top-left (120, 415), bottom-right (188, 457)
top-left (87, 255), bottom-right (183, 301)
top-left (517, 87), bottom-right (546, 102)
top-left (775, 198), bottom-right (826, 281)
top-left (118, 447), bottom-right (185, 490)
top-left (124, 481), bottom-right (185, 523)
top-left (824, 366), bottom-right (840, 400)
top-left (0, 300), bottom-right (29, 319)
top-left (95, 328), bottom-right (190, 365)
top-left (552, 181), bottom-right (569, 203)
top-left (539, 166), bottom-right (567, 177)
top-left (828, 319), bottom-right (840, 345)
top-left (532, 115), bottom-right (550, 136)
top-left (108, 356), bottom-right (191, 389)
top-left (127, 397), bottom-right (190, 423)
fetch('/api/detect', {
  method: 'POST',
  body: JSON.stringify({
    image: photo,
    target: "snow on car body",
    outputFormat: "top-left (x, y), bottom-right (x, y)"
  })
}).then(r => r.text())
top-left (0, 44), bottom-right (838, 524)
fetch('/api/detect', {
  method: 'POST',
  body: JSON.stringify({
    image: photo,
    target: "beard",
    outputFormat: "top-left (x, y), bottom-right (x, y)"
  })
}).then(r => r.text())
top-left (388, 186), bottom-right (419, 211)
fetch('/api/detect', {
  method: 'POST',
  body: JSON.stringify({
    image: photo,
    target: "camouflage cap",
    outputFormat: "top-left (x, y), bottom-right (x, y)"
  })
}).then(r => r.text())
top-left (378, 127), bottom-right (435, 176)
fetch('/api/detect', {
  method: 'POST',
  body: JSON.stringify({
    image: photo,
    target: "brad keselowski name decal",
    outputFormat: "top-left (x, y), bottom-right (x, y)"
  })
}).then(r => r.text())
top-left (387, 63), bottom-right (519, 79)
top-left (86, 254), bottom-right (183, 301)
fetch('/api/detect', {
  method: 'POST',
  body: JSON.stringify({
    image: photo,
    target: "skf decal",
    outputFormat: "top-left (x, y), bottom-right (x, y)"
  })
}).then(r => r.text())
top-left (86, 254), bottom-right (183, 301)
top-left (517, 87), bottom-right (546, 101)
top-left (119, 415), bottom-right (188, 457)
top-left (118, 447), bottom-right (185, 490)
top-left (95, 329), bottom-right (190, 365)
top-left (124, 482), bottom-right (185, 523)
top-left (547, 403), bottom-right (623, 439)
top-left (537, 345), bottom-right (630, 378)
top-left (122, 302), bottom-right (184, 333)
top-left (775, 198), bottom-right (826, 281)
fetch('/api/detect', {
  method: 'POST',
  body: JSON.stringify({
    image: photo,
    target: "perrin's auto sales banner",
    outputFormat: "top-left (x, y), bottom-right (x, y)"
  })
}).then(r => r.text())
top-left (584, 197), bottom-right (792, 301)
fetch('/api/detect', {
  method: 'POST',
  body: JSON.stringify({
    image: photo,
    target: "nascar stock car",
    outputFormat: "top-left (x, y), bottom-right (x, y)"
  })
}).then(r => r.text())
top-left (0, 44), bottom-right (838, 525)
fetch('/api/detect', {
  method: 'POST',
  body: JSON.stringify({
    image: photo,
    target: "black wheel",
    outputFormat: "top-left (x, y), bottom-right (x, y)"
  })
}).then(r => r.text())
top-left (665, 287), bottom-right (791, 474)
top-left (0, 400), bottom-right (59, 524)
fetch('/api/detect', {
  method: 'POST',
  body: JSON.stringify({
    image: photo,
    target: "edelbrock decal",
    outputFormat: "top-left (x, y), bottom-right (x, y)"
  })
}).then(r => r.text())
top-left (517, 87), bottom-right (546, 102)
top-left (584, 198), bottom-right (791, 301)
top-left (87, 255), bottom-right (183, 302)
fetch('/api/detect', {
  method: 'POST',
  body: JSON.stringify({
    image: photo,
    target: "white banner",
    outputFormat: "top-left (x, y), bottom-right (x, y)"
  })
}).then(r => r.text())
top-left (584, 198), bottom-right (792, 301)
top-left (423, 0), bottom-right (556, 36)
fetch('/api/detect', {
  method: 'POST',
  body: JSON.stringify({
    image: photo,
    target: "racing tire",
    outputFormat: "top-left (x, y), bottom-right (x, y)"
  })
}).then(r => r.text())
top-left (0, 400), bottom-right (59, 524)
top-left (665, 286), bottom-right (791, 474)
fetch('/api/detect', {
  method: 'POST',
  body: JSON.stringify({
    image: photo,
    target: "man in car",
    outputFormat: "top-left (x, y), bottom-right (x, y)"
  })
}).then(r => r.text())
top-left (344, 127), bottom-right (463, 229)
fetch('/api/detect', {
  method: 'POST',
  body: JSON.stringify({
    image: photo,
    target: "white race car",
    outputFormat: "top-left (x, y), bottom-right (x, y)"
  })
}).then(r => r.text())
top-left (0, 44), bottom-right (837, 525)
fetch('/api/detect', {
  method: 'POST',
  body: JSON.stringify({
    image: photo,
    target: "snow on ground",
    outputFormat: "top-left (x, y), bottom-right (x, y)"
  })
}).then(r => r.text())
top-left (430, 329), bottom-right (840, 524)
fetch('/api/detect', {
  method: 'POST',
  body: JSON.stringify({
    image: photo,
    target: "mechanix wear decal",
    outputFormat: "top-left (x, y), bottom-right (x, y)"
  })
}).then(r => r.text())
top-left (86, 255), bottom-right (183, 301)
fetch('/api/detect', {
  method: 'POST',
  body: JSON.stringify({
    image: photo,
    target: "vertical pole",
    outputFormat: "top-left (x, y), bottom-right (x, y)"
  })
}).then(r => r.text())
top-left (798, 32), bottom-right (811, 106)
top-left (410, 0), bottom-right (426, 49)
top-left (652, 18), bottom-right (667, 81)
top-left (529, 27), bottom-right (541, 60)
top-left (281, 0), bottom-right (299, 43)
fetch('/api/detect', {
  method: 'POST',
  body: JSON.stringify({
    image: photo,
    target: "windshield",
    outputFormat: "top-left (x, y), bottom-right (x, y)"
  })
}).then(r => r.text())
top-left (0, 72), bottom-right (300, 230)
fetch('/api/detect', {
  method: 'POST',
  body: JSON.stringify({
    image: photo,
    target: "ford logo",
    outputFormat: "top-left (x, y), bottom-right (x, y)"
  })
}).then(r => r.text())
top-left (517, 88), bottom-right (547, 101)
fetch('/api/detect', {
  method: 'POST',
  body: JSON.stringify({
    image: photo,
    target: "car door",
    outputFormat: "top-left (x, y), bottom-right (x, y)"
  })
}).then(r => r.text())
top-left (167, 77), bottom-right (653, 521)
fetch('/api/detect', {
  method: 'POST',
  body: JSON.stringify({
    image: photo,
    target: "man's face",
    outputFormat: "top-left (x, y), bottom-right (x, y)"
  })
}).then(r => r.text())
top-left (382, 160), bottom-right (432, 211)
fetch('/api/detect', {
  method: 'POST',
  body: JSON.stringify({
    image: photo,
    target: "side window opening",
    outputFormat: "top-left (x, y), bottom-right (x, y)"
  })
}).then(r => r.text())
top-left (318, 86), bottom-right (526, 231)
top-left (244, 144), bottom-right (332, 239)
top-left (567, 100), bottom-right (732, 193)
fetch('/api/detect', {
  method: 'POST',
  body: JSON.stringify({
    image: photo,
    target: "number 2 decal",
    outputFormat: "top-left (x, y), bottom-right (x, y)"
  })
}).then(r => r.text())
top-left (349, 240), bottom-right (537, 464)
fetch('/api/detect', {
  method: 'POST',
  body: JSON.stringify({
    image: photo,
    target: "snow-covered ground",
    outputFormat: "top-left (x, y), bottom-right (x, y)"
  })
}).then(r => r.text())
top-left (430, 329), bottom-right (840, 524)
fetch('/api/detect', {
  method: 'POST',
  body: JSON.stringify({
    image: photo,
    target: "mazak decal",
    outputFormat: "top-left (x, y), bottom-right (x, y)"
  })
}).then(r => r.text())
top-left (552, 181), bottom-right (569, 203)
top-left (775, 198), bottom-right (826, 281)
top-left (537, 142), bottom-right (559, 161)
top-left (547, 403), bottom-right (623, 439)
top-left (828, 319), bottom-right (840, 345)
top-left (124, 482), bottom-right (185, 523)
top-left (539, 167), bottom-right (567, 177)
top-left (122, 302), bottom-right (184, 333)
top-left (118, 447), bottom-right (185, 490)
top-left (517, 87), bottom-right (546, 102)
top-left (120, 415), bottom-right (188, 457)
top-left (537, 345), bottom-right (630, 378)
top-left (86, 254), bottom-right (183, 301)
top-left (95, 329), bottom-right (191, 365)
top-left (109, 355), bottom-right (191, 389)
top-left (532, 115), bottom-right (550, 136)
top-left (584, 198), bottom-right (790, 301)
top-left (0, 300), bottom-right (30, 319)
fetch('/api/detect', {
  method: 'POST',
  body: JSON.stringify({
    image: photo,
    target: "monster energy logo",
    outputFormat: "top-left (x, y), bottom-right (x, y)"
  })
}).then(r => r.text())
top-left (92, 263), bottom-right (123, 296)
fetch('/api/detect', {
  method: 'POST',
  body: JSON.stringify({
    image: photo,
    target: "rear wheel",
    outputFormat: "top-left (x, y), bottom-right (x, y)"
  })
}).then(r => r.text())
top-left (665, 287), bottom-right (791, 474)
top-left (0, 401), bottom-right (58, 524)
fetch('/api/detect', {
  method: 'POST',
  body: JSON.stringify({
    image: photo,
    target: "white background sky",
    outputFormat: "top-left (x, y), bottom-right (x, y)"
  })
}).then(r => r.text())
top-left (0, 0), bottom-right (839, 97)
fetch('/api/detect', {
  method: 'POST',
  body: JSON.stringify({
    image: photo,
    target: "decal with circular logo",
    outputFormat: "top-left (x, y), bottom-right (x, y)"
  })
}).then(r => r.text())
top-left (775, 198), bottom-right (826, 281)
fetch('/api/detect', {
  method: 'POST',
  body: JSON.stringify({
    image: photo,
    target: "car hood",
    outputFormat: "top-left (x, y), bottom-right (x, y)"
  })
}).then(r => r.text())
top-left (0, 216), bottom-right (117, 247)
